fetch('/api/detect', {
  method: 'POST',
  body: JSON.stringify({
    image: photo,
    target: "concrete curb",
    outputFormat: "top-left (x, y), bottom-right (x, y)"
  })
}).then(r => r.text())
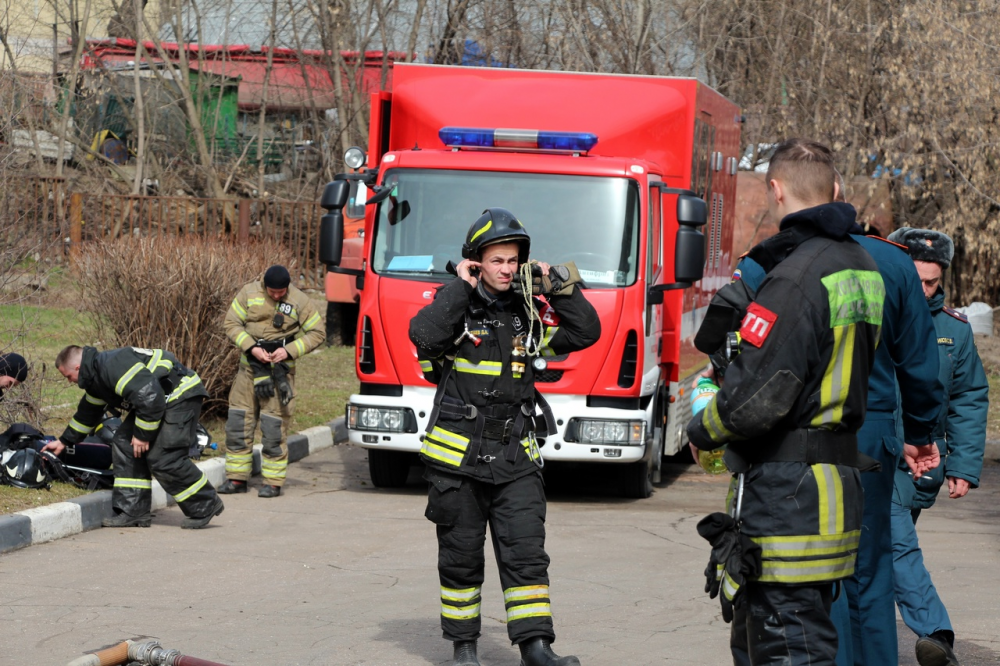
top-left (0, 417), bottom-right (347, 555)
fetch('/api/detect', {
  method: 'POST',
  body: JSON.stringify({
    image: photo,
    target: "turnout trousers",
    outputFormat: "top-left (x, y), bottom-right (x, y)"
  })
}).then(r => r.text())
top-left (891, 500), bottom-right (952, 638)
top-left (110, 397), bottom-right (219, 519)
top-left (730, 582), bottom-right (838, 666)
top-left (425, 470), bottom-right (555, 646)
top-left (832, 412), bottom-right (899, 666)
top-left (224, 366), bottom-right (293, 486)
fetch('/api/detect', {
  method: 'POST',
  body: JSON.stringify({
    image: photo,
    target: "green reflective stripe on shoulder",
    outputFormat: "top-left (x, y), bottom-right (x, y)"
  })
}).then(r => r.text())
top-left (753, 531), bottom-right (860, 558)
top-left (234, 331), bottom-right (252, 349)
top-left (247, 297), bottom-right (266, 306)
top-left (757, 554), bottom-right (855, 583)
top-left (144, 349), bottom-right (163, 372)
top-left (702, 398), bottom-right (734, 443)
top-left (114, 477), bottom-right (153, 490)
top-left (722, 571), bottom-right (739, 601)
top-left (174, 473), bottom-right (208, 502)
top-left (811, 324), bottom-right (856, 428)
top-left (454, 358), bottom-right (503, 375)
top-left (231, 299), bottom-right (248, 321)
top-left (441, 603), bottom-right (481, 620)
top-left (115, 362), bottom-right (145, 396)
top-left (421, 442), bottom-right (464, 467)
top-left (442, 586), bottom-right (481, 602)
top-left (812, 463), bottom-right (844, 535)
top-left (822, 269), bottom-right (885, 327)
top-left (302, 312), bottom-right (322, 331)
top-left (85, 392), bottom-right (106, 406)
top-left (134, 417), bottom-right (161, 431)
top-left (167, 375), bottom-right (203, 402)
top-left (69, 418), bottom-right (94, 434)
top-left (506, 603), bottom-right (552, 622)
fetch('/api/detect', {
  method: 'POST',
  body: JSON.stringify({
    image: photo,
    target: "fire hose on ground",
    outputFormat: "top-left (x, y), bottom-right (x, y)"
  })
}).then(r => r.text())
top-left (66, 640), bottom-right (233, 666)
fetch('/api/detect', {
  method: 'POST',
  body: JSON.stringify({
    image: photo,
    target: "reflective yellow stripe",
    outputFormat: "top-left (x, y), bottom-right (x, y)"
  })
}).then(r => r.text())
top-left (292, 338), bottom-right (306, 357)
top-left (114, 477), bottom-right (152, 489)
top-left (302, 312), bottom-right (322, 331)
top-left (506, 603), bottom-right (552, 621)
top-left (144, 349), bottom-right (163, 372)
top-left (69, 418), bottom-right (94, 434)
top-left (454, 358), bottom-right (502, 375)
top-left (757, 555), bottom-right (856, 583)
top-left (115, 362), bottom-right (145, 396)
top-left (753, 531), bottom-right (861, 558)
top-left (722, 571), bottom-right (739, 601)
top-left (811, 324), bottom-right (856, 427)
top-left (247, 297), bottom-right (266, 306)
top-left (421, 442), bottom-right (464, 467)
top-left (702, 397), bottom-right (735, 443)
top-left (167, 375), bottom-right (203, 402)
top-left (134, 417), bottom-right (161, 431)
top-left (231, 299), bottom-right (248, 321)
top-left (520, 438), bottom-right (540, 461)
top-left (540, 326), bottom-right (560, 357)
top-left (441, 586), bottom-right (480, 602)
top-left (262, 459), bottom-right (287, 481)
top-left (84, 392), bottom-right (106, 406)
top-left (234, 331), bottom-right (252, 348)
top-left (812, 463), bottom-right (844, 536)
top-left (503, 585), bottom-right (549, 602)
top-left (253, 375), bottom-right (271, 385)
top-left (470, 219), bottom-right (492, 243)
top-left (442, 603), bottom-right (481, 620)
top-left (428, 427), bottom-right (469, 449)
top-left (174, 473), bottom-right (208, 502)
top-left (226, 451), bottom-right (253, 474)
top-left (419, 360), bottom-right (434, 372)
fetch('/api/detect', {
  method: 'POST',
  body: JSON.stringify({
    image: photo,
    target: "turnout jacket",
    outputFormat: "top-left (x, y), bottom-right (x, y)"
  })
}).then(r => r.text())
top-left (689, 203), bottom-right (886, 585)
top-left (409, 277), bottom-right (600, 484)
top-left (60, 346), bottom-right (208, 446)
top-left (224, 279), bottom-right (325, 369)
top-left (896, 289), bottom-right (989, 509)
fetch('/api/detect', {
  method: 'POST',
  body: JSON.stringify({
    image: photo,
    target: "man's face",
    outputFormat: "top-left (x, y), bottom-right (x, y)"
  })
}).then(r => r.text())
top-left (913, 260), bottom-right (943, 300)
top-left (0, 376), bottom-right (19, 390)
top-left (58, 363), bottom-right (80, 385)
top-left (266, 286), bottom-right (288, 301)
top-left (478, 242), bottom-right (520, 294)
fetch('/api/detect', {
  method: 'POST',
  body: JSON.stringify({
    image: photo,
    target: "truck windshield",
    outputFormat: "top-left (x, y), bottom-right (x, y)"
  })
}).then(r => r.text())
top-left (371, 169), bottom-right (640, 288)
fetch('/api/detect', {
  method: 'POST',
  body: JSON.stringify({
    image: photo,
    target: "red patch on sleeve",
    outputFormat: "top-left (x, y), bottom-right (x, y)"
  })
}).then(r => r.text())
top-left (539, 303), bottom-right (560, 327)
top-left (740, 303), bottom-right (778, 347)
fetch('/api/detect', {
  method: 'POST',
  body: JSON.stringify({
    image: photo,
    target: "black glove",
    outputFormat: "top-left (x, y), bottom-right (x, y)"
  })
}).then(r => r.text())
top-left (247, 353), bottom-right (275, 399)
top-left (272, 362), bottom-right (294, 406)
top-left (696, 512), bottom-right (762, 623)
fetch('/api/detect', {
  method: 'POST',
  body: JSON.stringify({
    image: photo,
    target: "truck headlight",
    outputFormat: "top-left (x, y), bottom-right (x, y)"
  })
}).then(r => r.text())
top-left (566, 418), bottom-right (646, 445)
top-left (346, 405), bottom-right (417, 433)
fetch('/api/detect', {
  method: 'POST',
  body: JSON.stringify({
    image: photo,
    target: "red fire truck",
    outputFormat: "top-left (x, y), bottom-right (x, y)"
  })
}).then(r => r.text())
top-left (320, 64), bottom-right (741, 497)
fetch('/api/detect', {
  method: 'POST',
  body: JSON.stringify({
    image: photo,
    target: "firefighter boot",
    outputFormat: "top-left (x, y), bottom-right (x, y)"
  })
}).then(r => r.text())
top-left (218, 479), bottom-right (247, 494)
top-left (258, 484), bottom-right (281, 498)
top-left (181, 496), bottom-right (225, 529)
top-left (518, 638), bottom-right (581, 666)
top-left (452, 640), bottom-right (480, 666)
top-left (916, 631), bottom-right (960, 666)
top-left (102, 512), bottom-right (152, 528)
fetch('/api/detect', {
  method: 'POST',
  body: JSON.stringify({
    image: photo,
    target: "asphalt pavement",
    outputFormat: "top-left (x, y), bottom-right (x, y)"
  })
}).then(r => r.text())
top-left (1, 444), bottom-right (998, 665)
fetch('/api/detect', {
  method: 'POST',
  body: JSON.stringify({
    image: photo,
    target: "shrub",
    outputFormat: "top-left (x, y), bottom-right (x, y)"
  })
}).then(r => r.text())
top-left (76, 236), bottom-right (295, 416)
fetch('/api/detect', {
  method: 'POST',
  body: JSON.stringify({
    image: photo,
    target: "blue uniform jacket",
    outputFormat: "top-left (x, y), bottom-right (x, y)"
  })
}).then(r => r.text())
top-left (735, 236), bottom-right (942, 445)
top-left (895, 289), bottom-right (990, 509)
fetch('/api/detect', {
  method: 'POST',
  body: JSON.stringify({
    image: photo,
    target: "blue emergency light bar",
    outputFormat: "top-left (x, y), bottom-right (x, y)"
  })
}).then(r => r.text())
top-left (439, 127), bottom-right (599, 154)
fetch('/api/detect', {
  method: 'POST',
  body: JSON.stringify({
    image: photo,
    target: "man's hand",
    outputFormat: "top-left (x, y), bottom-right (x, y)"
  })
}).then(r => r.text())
top-left (41, 440), bottom-right (66, 456)
top-left (132, 436), bottom-right (150, 458)
top-left (903, 443), bottom-right (940, 478)
top-left (251, 346), bottom-right (272, 363)
top-left (270, 347), bottom-right (289, 363)
top-left (948, 476), bottom-right (971, 499)
top-left (456, 259), bottom-right (481, 288)
top-left (535, 261), bottom-right (551, 276)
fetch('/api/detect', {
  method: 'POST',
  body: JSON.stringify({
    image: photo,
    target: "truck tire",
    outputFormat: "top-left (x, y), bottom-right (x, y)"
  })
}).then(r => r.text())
top-left (368, 449), bottom-right (412, 487)
top-left (325, 302), bottom-right (359, 347)
top-left (621, 458), bottom-right (653, 499)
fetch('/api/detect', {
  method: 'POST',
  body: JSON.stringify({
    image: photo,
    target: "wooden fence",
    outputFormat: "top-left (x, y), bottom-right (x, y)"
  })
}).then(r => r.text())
top-left (5, 178), bottom-right (327, 289)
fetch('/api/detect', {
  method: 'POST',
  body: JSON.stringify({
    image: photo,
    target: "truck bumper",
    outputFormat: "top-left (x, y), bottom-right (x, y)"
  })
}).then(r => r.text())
top-left (346, 388), bottom-right (651, 464)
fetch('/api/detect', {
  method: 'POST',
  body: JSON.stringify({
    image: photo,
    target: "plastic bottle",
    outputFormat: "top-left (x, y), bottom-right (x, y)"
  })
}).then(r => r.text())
top-left (690, 377), bottom-right (728, 475)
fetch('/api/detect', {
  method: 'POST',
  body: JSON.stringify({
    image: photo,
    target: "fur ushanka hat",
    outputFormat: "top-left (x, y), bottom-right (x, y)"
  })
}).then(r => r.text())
top-left (886, 227), bottom-right (955, 269)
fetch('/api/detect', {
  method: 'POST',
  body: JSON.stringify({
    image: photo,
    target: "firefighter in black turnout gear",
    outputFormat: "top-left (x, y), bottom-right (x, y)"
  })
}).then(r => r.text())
top-left (687, 140), bottom-right (887, 665)
top-left (409, 208), bottom-right (601, 666)
top-left (44, 345), bottom-right (224, 529)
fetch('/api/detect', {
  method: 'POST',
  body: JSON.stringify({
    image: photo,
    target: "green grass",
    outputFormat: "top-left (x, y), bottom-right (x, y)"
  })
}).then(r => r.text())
top-left (988, 374), bottom-right (1000, 440)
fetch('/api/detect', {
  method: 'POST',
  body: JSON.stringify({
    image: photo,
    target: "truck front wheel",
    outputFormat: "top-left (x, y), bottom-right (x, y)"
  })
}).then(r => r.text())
top-left (367, 449), bottom-right (413, 487)
top-left (620, 458), bottom-right (653, 499)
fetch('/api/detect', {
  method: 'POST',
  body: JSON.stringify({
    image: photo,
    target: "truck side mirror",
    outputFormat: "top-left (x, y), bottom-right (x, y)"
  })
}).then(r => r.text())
top-left (674, 194), bottom-right (707, 284)
top-left (319, 178), bottom-right (350, 267)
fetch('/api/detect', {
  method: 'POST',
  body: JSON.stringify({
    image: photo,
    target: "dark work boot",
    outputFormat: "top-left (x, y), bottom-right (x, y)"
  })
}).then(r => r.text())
top-left (181, 496), bottom-right (225, 529)
top-left (258, 484), bottom-right (281, 498)
top-left (519, 637), bottom-right (581, 666)
top-left (916, 631), bottom-right (960, 666)
top-left (452, 640), bottom-right (480, 666)
top-left (218, 479), bottom-right (247, 494)
top-left (101, 512), bottom-right (152, 528)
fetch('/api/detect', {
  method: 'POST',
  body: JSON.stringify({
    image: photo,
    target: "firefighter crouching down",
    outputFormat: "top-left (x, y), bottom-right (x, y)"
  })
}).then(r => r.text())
top-left (44, 345), bottom-right (223, 529)
top-left (409, 208), bottom-right (600, 666)
top-left (220, 265), bottom-right (325, 498)
top-left (687, 139), bottom-right (887, 665)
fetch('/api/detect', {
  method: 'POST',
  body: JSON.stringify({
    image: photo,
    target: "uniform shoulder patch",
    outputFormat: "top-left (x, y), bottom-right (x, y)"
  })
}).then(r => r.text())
top-left (739, 302), bottom-right (778, 347)
top-left (731, 268), bottom-right (743, 282)
top-left (867, 235), bottom-right (910, 252)
top-left (539, 303), bottom-right (560, 327)
top-left (937, 337), bottom-right (954, 345)
top-left (943, 306), bottom-right (969, 323)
